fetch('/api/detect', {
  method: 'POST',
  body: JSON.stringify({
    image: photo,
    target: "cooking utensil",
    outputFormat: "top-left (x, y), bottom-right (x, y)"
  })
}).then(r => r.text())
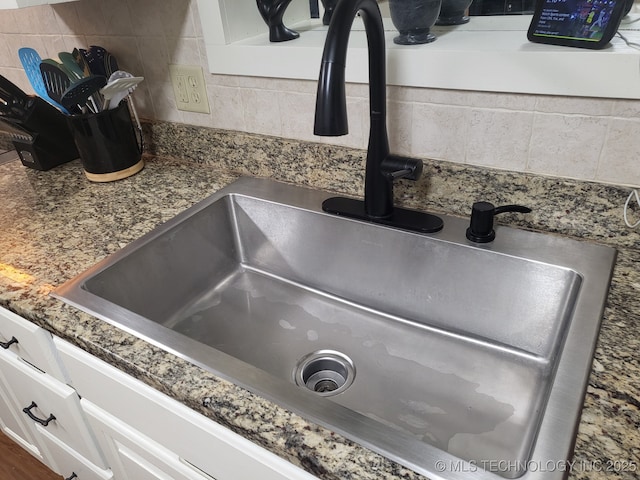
top-left (58, 52), bottom-right (85, 80)
top-left (39, 62), bottom-right (71, 108)
top-left (103, 71), bottom-right (142, 132)
top-left (41, 58), bottom-right (76, 80)
top-left (61, 75), bottom-right (107, 112)
top-left (73, 48), bottom-right (91, 77)
top-left (0, 93), bottom-right (29, 122)
top-left (0, 75), bottom-right (28, 107)
top-left (104, 51), bottom-right (119, 77)
top-left (0, 97), bottom-right (34, 124)
top-left (0, 102), bottom-right (26, 123)
top-left (100, 75), bottom-right (143, 110)
top-left (83, 45), bottom-right (108, 77)
top-left (18, 47), bottom-right (70, 114)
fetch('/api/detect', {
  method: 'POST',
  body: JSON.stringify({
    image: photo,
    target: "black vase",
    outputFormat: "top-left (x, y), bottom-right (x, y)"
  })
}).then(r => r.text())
top-left (388, 0), bottom-right (443, 45)
top-left (256, 0), bottom-right (300, 42)
top-left (436, 0), bottom-right (473, 25)
top-left (320, 0), bottom-right (338, 25)
top-left (624, 0), bottom-right (634, 16)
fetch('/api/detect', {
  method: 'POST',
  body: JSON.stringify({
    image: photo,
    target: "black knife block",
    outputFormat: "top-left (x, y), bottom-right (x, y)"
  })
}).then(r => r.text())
top-left (11, 97), bottom-right (78, 171)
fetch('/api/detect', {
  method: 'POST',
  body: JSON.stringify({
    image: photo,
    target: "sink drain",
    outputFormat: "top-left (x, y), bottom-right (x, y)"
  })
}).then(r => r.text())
top-left (294, 350), bottom-right (355, 397)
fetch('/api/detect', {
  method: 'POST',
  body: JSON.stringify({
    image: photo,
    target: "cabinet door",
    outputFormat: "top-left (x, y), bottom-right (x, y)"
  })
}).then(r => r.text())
top-left (0, 377), bottom-right (41, 459)
top-left (0, 348), bottom-right (107, 469)
top-left (0, 306), bottom-right (68, 382)
top-left (83, 400), bottom-right (215, 480)
top-left (56, 338), bottom-right (318, 480)
top-left (36, 424), bottom-right (113, 480)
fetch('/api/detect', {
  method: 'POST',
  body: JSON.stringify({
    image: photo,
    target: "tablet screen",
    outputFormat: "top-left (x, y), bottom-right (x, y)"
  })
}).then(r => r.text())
top-left (527, 0), bottom-right (625, 48)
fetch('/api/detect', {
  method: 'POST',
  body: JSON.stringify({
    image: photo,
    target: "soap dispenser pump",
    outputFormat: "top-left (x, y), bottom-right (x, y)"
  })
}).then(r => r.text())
top-left (466, 201), bottom-right (532, 243)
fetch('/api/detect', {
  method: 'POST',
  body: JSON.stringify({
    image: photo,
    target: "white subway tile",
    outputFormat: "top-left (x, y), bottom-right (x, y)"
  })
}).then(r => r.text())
top-left (126, 0), bottom-right (164, 38)
top-left (167, 36), bottom-right (201, 66)
top-left (279, 91), bottom-right (317, 142)
top-left (611, 98), bottom-right (640, 118)
top-left (181, 110), bottom-right (213, 128)
top-left (466, 91), bottom-right (537, 111)
top-left (158, 0), bottom-right (197, 39)
top-left (527, 113), bottom-right (606, 180)
top-left (388, 85), bottom-right (471, 106)
top-left (60, 35), bottom-right (88, 53)
top-left (135, 36), bottom-right (170, 84)
top-left (411, 102), bottom-right (468, 163)
top-left (466, 108), bottom-right (532, 170)
top-left (4, 35), bottom-right (48, 69)
top-left (101, 0), bottom-right (135, 36)
top-left (26, 5), bottom-right (61, 35)
top-left (387, 100), bottom-right (412, 156)
top-left (148, 82), bottom-right (183, 123)
top-left (41, 35), bottom-right (68, 61)
top-left (241, 88), bottom-right (282, 137)
top-left (52, 3), bottom-right (82, 35)
top-left (535, 95), bottom-right (614, 116)
top-left (597, 118), bottom-right (640, 187)
top-left (130, 84), bottom-right (153, 121)
top-left (0, 35), bottom-right (13, 68)
top-left (0, 10), bottom-right (17, 34)
top-left (73, 0), bottom-right (107, 36)
top-left (208, 85), bottom-right (246, 131)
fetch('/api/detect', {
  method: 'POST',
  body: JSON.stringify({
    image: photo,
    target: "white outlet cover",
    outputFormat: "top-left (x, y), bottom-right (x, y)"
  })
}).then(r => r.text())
top-left (169, 64), bottom-right (210, 114)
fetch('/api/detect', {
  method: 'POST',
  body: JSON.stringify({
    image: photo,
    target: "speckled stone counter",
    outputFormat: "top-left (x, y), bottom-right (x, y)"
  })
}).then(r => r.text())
top-left (0, 124), bottom-right (638, 480)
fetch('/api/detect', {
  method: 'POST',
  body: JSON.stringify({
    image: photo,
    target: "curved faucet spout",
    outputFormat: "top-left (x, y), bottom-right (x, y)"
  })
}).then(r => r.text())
top-left (314, 0), bottom-right (391, 218)
top-left (314, 0), bottom-right (386, 137)
top-left (314, 0), bottom-right (443, 232)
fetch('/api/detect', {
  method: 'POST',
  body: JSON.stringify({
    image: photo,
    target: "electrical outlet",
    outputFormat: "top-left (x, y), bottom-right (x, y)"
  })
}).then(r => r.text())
top-left (169, 65), bottom-right (210, 114)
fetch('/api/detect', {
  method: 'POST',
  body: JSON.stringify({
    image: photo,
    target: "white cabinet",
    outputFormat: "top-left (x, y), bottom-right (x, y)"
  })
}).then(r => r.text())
top-left (0, 306), bottom-right (63, 465)
top-left (82, 401), bottom-right (215, 480)
top-left (37, 425), bottom-right (113, 480)
top-left (0, 0), bottom-right (79, 10)
top-left (0, 306), bottom-right (112, 480)
top-left (0, 305), bottom-right (317, 480)
top-left (0, 306), bottom-right (68, 382)
top-left (0, 349), bottom-right (107, 468)
top-left (0, 375), bottom-right (40, 458)
top-left (55, 338), bottom-right (318, 480)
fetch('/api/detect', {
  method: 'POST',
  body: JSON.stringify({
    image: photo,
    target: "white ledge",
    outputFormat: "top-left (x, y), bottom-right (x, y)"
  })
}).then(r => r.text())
top-left (0, 0), bottom-right (76, 8)
top-left (200, 10), bottom-right (640, 99)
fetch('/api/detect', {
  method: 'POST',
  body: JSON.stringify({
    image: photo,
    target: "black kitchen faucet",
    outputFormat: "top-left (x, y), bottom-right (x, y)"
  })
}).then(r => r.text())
top-left (313, 0), bottom-right (443, 233)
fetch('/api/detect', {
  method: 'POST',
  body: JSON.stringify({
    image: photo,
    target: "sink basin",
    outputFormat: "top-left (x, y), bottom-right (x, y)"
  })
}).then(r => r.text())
top-left (53, 177), bottom-right (616, 479)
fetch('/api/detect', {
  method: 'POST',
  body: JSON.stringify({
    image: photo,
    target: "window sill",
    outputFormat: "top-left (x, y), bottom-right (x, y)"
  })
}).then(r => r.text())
top-left (201, 13), bottom-right (640, 99)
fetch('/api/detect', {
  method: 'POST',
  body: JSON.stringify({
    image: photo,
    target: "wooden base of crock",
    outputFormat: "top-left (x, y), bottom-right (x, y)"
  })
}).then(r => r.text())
top-left (84, 159), bottom-right (144, 182)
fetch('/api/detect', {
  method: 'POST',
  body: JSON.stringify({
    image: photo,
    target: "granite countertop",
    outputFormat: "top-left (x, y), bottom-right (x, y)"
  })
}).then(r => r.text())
top-left (0, 127), bottom-right (639, 479)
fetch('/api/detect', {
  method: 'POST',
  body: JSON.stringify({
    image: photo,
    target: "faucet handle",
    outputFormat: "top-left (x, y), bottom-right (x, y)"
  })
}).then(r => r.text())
top-left (466, 201), bottom-right (531, 243)
top-left (381, 155), bottom-right (423, 181)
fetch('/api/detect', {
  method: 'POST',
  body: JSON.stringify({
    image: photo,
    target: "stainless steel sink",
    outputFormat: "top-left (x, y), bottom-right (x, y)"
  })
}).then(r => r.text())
top-left (53, 177), bottom-right (616, 480)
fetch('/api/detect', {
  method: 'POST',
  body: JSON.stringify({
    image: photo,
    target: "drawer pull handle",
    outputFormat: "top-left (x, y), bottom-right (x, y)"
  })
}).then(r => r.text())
top-left (0, 336), bottom-right (18, 349)
top-left (22, 401), bottom-right (56, 426)
top-left (65, 473), bottom-right (78, 480)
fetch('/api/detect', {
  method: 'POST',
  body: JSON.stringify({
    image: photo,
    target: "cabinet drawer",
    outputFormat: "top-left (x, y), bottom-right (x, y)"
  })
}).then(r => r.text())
top-left (0, 378), bottom-right (41, 459)
top-left (83, 400), bottom-right (214, 480)
top-left (0, 306), bottom-right (68, 381)
top-left (56, 338), bottom-right (317, 480)
top-left (36, 424), bottom-right (113, 480)
top-left (0, 349), bottom-right (107, 469)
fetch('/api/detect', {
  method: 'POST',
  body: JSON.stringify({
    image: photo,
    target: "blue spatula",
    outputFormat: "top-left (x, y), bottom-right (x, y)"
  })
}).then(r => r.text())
top-left (18, 47), bottom-right (70, 114)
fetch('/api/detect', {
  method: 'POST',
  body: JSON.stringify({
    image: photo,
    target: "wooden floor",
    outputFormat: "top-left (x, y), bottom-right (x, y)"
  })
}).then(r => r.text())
top-left (0, 431), bottom-right (59, 480)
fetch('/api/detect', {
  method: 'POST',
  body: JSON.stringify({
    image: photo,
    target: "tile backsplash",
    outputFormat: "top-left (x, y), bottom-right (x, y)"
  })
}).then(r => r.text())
top-left (1, 0), bottom-right (639, 187)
